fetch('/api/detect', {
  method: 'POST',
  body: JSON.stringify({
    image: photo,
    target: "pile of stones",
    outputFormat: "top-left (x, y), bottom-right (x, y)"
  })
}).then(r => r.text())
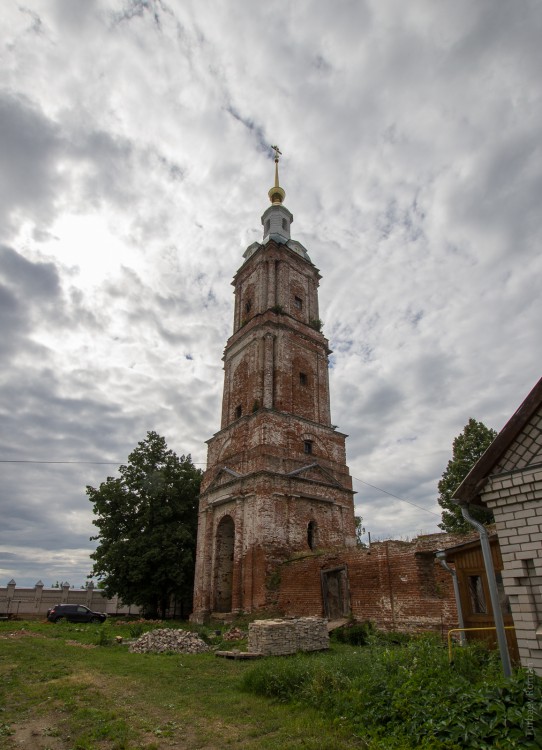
top-left (129, 628), bottom-right (210, 654)
top-left (221, 627), bottom-right (246, 641)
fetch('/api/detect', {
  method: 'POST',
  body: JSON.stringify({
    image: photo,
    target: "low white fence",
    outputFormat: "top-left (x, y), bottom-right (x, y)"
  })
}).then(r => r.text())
top-left (0, 580), bottom-right (142, 619)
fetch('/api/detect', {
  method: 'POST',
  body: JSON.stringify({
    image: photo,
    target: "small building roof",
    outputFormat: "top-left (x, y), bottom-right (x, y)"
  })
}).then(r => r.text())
top-left (453, 376), bottom-right (542, 506)
top-left (437, 530), bottom-right (499, 561)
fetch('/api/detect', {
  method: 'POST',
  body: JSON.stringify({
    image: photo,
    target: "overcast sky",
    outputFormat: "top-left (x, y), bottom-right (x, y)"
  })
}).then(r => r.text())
top-left (1, 0), bottom-right (541, 589)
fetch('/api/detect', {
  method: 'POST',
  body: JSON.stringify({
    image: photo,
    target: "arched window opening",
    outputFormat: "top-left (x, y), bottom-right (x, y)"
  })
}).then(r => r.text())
top-left (308, 520), bottom-right (318, 551)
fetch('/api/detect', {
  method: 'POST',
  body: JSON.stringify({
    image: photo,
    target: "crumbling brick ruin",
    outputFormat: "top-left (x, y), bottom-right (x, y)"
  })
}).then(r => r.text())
top-left (276, 532), bottom-right (479, 634)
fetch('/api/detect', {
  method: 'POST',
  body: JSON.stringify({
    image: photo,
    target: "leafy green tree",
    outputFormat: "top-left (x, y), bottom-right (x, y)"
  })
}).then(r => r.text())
top-left (438, 418), bottom-right (497, 533)
top-left (354, 515), bottom-right (367, 547)
top-left (87, 431), bottom-right (202, 618)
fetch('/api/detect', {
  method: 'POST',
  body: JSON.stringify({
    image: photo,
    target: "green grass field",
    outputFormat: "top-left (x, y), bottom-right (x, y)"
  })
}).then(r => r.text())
top-left (1, 619), bottom-right (540, 750)
top-left (0, 619), bottom-right (363, 750)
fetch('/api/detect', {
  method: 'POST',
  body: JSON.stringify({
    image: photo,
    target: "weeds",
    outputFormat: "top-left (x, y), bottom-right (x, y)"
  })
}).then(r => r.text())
top-left (95, 625), bottom-right (113, 646)
top-left (242, 636), bottom-right (542, 749)
top-left (128, 622), bottom-right (145, 638)
top-left (0, 723), bottom-right (13, 737)
top-left (331, 620), bottom-right (376, 646)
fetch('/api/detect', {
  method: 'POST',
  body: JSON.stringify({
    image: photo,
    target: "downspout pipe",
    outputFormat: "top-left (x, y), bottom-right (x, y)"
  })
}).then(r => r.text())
top-left (435, 550), bottom-right (466, 645)
top-left (458, 502), bottom-right (512, 678)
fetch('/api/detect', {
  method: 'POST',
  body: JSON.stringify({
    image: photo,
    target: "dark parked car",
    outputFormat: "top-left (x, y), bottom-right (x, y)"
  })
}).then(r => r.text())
top-left (46, 604), bottom-right (107, 624)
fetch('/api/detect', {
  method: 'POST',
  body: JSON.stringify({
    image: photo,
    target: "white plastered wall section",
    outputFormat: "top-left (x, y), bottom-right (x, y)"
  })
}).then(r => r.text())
top-left (481, 424), bottom-right (542, 674)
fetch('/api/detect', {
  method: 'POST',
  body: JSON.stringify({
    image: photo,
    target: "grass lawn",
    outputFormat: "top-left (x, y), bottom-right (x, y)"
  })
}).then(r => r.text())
top-left (0, 619), bottom-right (364, 750)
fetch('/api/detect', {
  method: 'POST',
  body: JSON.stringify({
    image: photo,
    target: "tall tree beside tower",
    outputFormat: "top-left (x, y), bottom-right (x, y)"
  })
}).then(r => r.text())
top-left (438, 418), bottom-right (497, 533)
top-left (87, 431), bottom-right (201, 618)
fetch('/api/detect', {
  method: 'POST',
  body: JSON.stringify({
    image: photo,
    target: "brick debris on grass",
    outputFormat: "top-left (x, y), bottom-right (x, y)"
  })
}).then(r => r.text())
top-left (128, 628), bottom-right (210, 654)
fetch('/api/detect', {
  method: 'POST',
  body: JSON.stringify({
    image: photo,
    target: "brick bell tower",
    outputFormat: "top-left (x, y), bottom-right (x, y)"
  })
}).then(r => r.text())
top-left (191, 149), bottom-right (356, 621)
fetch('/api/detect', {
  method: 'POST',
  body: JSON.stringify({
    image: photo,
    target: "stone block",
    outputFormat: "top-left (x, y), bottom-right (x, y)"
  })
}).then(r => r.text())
top-left (248, 617), bottom-right (329, 656)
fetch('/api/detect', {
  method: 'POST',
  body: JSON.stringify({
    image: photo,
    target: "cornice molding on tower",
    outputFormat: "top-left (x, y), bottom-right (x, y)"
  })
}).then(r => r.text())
top-left (205, 406), bottom-right (348, 444)
top-left (236, 239), bottom-right (318, 279)
top-left (225, 311), bottom-right (330, 358)
top-left (201, 466), bottom-right (355, 499)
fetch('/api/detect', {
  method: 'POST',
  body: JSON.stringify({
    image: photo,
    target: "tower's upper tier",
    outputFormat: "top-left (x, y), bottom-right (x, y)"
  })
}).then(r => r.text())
top-left (244, 148), bottom-right (311, 263)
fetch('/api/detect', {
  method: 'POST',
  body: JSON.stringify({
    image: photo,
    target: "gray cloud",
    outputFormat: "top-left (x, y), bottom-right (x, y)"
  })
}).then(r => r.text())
top-left (0, 93), bottom-right (63, 239)
top-left (0, 244), bottom-right (63, 364)
top-left (0, 244), bottom-right (60, 299)
top-left (0, 0), bottom-right (540, 585)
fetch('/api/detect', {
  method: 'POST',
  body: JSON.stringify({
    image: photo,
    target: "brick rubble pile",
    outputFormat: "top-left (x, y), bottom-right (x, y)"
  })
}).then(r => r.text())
top-left (248, 617), bottom-right (329, 656)
top-left (221, 627), bottom-right (246, 641)
top-left (129, 628), bottom-right (210, 654)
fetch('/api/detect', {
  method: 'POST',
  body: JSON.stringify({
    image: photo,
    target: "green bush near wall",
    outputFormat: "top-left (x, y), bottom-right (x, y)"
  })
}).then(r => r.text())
top-left (330, 620), bottom-right (376, 645)
top-left (242, 635), bottom-right (542, 749)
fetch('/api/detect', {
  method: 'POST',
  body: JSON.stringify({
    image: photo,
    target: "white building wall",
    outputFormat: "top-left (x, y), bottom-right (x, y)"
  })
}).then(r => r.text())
top-left (483, 465), bottom-right (542, 675)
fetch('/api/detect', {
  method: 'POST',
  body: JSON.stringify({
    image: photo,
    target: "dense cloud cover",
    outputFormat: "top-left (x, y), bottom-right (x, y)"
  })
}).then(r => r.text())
top-left (1, 0), bottom-right (540, 586)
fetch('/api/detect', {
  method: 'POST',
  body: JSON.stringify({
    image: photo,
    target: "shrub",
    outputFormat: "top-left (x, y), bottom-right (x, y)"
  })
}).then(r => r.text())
top-left (193, 625), bottom-right (213, 644)
top-left (242, 637), bottom-right (542, 749)
top-left (128, 623), bottom-right (145, 638)
top-left (95, 626), bottom-right (113, 647)
top-left (370, 629), bottom-right (413, 647)
top-left (430, 669), bottom-right (542, 749)
top-left (331, 620), bottom-right (376, 646)
top-left (242, 654), bottom-right (316, 703)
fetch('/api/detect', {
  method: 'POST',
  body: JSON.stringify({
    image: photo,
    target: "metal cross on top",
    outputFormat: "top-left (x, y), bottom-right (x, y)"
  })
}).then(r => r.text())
top-left (270, 144), bottom-right (282, 162)
top-left (268, 144), bottom-right (285, 204)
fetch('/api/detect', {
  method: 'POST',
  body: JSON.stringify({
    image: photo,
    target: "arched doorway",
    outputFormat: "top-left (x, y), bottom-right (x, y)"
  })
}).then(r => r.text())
top-left (214, 515), bottom-right (235, 612)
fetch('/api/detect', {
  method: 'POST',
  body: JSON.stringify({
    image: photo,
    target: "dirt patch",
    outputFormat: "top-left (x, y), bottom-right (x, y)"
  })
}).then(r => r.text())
top-left (5, 713), bottom-right (207, 750)
top-left (62, 670), bottom-right (103, 688)
top-left (6, 716), bottom-right (66, 750)
top-left (0, 630), bottom-right (45, 640)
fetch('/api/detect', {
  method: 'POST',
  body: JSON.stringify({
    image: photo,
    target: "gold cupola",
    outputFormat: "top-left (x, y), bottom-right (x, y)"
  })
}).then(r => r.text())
top-left (259, 145), bottom-right (293, 245)
top-left (268, 145), bottom-right (286, 205)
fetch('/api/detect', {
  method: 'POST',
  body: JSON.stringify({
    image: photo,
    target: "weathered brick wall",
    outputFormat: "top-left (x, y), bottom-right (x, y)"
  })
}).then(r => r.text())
top-left (223, 240), bottom-right (329, 429)
top-left (192, 472), bottom-right (357, 619)
top-left (219, 318), bottom-right (331, 430)
top-left (277, 532), bottom-right (478, 633)
top-left (204, 410), bottom-right (351, 486)
top-left (233, 243), bottom-right (319, 333)
top-left (248, 617), bottom-right (329, 655)
top-left (192, 227), bottom-right (356, 622)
